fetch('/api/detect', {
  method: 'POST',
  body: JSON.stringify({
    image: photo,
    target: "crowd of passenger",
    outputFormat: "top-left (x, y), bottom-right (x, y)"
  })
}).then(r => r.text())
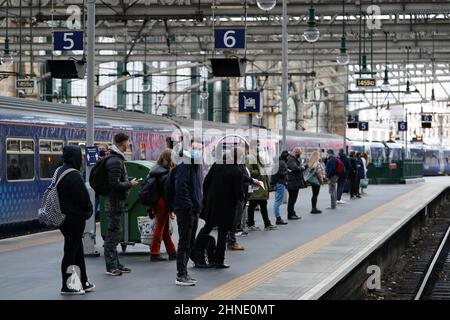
top-left (53, 132), bottom-right (369, 294)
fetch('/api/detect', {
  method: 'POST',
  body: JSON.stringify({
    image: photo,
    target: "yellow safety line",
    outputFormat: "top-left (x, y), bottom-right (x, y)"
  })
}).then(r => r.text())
top-left (0, 224), bottom-right (101, 254)
top-left (196, 183), bottom-right (428, 300)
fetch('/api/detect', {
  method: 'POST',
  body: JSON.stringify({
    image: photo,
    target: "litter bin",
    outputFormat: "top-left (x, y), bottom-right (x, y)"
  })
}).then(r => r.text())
top-left (99, 160), bottom-right (155, 252)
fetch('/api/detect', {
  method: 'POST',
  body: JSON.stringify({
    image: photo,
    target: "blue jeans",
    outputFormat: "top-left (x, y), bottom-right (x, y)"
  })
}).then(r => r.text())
top-left (273, 183), bottom-right (285, 219)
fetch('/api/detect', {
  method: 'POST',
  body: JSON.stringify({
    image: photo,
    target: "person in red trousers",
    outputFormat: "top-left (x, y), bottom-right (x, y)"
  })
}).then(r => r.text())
top-left (148, 149), bottom-right (177, 262)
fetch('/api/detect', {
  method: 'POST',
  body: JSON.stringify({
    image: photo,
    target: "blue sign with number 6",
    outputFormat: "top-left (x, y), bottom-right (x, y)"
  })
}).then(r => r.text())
top-left (54, 31), bottom-right (84, 51)
top-left (398, 121), bottom-right (408, 132)
top-left (215, 29), bottom-right (245, 49)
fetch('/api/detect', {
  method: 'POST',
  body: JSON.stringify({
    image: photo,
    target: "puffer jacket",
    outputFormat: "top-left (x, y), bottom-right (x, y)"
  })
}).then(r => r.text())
top-left (286, 155), bottom-right (306, 190)
top-left (271, 159), bottom-right (288, 186)
top-left (105, 149), bottom-right (132, 200)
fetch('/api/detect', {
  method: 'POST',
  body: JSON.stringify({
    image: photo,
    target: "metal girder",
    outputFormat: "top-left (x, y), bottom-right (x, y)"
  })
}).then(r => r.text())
top-left (4, 21), bottom-right (450, 37)
top-left (3, 2), bottom-right (450, 19)
top-left (7, 38), bottom-right (450, 51)
top-left (28, 52), bottom-right (450, 62)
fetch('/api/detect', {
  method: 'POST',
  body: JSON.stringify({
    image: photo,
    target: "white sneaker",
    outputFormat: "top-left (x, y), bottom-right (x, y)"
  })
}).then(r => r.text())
top-left (337, 200), bottom-right (346, 204)
top-left (247, 225), bottom-right (262, 231)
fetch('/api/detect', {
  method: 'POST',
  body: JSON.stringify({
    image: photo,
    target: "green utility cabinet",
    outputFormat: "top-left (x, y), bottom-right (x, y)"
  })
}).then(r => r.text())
top-left (100, 160), bottom-right (155, 252)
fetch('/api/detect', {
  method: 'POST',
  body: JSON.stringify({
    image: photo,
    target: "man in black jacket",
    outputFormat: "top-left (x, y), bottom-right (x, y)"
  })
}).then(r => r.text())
top-left (337, 149), bottom-right (350, 204)
top-left (286, 147), bottom-right (305, 220)
top-left (226, 147), bottom-right (258, 250)
top-left (173, 139), bottom-right (203, 286)
top-left (57, 145), bottom-right (94, 295)
top-left (103, 133), bottom-right (140, 276)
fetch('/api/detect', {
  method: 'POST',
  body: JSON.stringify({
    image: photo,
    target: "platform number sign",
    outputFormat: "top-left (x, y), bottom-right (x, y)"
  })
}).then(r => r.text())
top-left (421, 114), bottom-right (432, 122)
top-left (239, 91), bottom-right (261, 114)
top-left (85, 146), bottom-right (99, 166)
top-left (398, 121), bottom-right (408, 132)
top-left (54, 31), bottom-right (84, 51)
top-left (359, 122), bottom-right (369, 131)
top-left (215, 29), bottom-right (245, 49)
top-left (347, 115), bottom-right (359, 123)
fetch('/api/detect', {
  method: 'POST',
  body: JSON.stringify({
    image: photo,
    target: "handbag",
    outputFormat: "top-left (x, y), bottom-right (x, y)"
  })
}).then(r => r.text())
top-left (360, 178), bottom-right (369, 189)
top-left (306, 168), bottom-right (320, 187)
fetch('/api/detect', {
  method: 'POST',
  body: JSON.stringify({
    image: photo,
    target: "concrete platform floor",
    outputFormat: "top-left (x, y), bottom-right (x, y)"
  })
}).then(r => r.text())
top-left (0, 178), bottom-right (447, 300)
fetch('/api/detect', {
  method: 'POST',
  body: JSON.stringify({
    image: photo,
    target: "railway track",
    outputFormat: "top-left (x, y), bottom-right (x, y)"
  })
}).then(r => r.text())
top-left (360, 196), bottom-right (450, 300)
top-left (415, 225), bottom-right (450, 300)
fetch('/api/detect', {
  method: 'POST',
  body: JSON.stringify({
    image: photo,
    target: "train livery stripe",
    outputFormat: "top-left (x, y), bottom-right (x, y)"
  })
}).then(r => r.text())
top-left (195, 183), bottom-right (428, 300)
top-left (0, 230), bottom-right (62, 254)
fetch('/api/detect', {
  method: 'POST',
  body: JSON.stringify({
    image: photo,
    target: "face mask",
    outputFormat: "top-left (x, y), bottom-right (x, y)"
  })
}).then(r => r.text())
top-left (191, 149), bottom-right (201, 160)
top-left (99, 150), bottom-right (106, 157)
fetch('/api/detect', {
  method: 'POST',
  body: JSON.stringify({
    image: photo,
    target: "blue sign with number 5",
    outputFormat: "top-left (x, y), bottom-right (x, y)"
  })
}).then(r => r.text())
top-left (215, 29), bottom-right (245, 49)
top-left (359, 122), bottom-right (369, 131)
top-left (54, 31), bottom-right (84, 51)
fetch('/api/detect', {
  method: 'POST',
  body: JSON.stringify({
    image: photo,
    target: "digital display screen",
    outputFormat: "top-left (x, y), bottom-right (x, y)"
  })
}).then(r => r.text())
top-left (356, 78), bottom-right (376, 87)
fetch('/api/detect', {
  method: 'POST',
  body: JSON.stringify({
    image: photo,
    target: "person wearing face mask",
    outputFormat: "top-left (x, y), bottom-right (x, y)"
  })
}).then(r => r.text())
top-left (98, 143), bottom-right (109, 159)
top-left (173, 138), bottom-right (203, 286)
top-left (103, 133), bottom-right (140, 276)
top-left (286, 147), bottom-right (306, 220)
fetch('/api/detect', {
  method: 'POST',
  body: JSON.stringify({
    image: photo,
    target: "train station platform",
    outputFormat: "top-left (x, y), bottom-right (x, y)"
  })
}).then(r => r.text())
top-left (0, 177), bottom-right (449, 300)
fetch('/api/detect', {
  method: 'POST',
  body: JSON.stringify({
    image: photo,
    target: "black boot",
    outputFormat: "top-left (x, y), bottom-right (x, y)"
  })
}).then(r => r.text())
top-left (311, 208), bottom-right (322, 214)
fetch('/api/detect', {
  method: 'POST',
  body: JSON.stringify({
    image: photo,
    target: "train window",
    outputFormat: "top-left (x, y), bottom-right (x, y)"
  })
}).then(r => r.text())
top-left (139, 143), bottom-right (146, 160)
top-left (39, 140), bottom-right (64, 179)
top-left (6, 138), bottom-right (35, 181)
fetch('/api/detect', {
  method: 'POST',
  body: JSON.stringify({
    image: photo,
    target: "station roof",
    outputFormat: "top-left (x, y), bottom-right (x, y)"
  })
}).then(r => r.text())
top-left (1, 0), bottom-right (449, 65)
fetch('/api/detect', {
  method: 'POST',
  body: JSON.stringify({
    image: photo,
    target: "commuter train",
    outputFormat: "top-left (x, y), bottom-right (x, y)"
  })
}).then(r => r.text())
top-left (349, 140), bottom-right (450, 176)
top-left (1, 96), bottom-right (448, 230)
top-left (0, 96), bottom-right (343, 228)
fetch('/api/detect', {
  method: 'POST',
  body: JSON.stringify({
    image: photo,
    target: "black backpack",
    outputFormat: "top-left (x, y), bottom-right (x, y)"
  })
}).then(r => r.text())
top-left (138, 175), bottom-right (161, 207)
top-left (190, 234), bottom-right (216, 267)
top-left (164, 166), bottom-right (177, 210)
top-left (89, 155), bottom-right (111, 196)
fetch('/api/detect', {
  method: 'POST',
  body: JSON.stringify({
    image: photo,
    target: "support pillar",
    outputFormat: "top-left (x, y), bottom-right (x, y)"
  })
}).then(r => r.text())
top-left (143, 63), bottom-right (151, 113)
top-left (117, 62), bottom-right (126, 110)
top-left (221, 80), bottom-right (229, 123)
top-left (190, 67), bottom-right (199, 119)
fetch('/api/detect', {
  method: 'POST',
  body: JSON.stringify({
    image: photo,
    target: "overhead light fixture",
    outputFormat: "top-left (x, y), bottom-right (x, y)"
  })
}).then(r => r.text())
top-left (381, 32), bottom-right (390, 91)
top-left (303, 1), bottom-right (320, 43)
top-left (405, 80), bottom-right (411, 95)
top-left (404, 47), bottom-right (411, 95)
top-left (200, 80), bottom-right (209, 100)
top-left (336, 0), bottom-right (349, 65)
top-left (337, 36), bottom-right (350, 65)
top-left (1, 39), bottom-right (14, 67)
top-left (256, 0), bottom-right (277, 11)
top-left (1, 4), bottom-right (13, 67)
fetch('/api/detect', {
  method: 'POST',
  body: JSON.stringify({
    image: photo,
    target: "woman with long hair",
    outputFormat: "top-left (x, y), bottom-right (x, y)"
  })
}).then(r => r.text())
top-left (148, 149), bottom-right (177, 261)
top-left (306, 151), bottom-right (325, 214)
